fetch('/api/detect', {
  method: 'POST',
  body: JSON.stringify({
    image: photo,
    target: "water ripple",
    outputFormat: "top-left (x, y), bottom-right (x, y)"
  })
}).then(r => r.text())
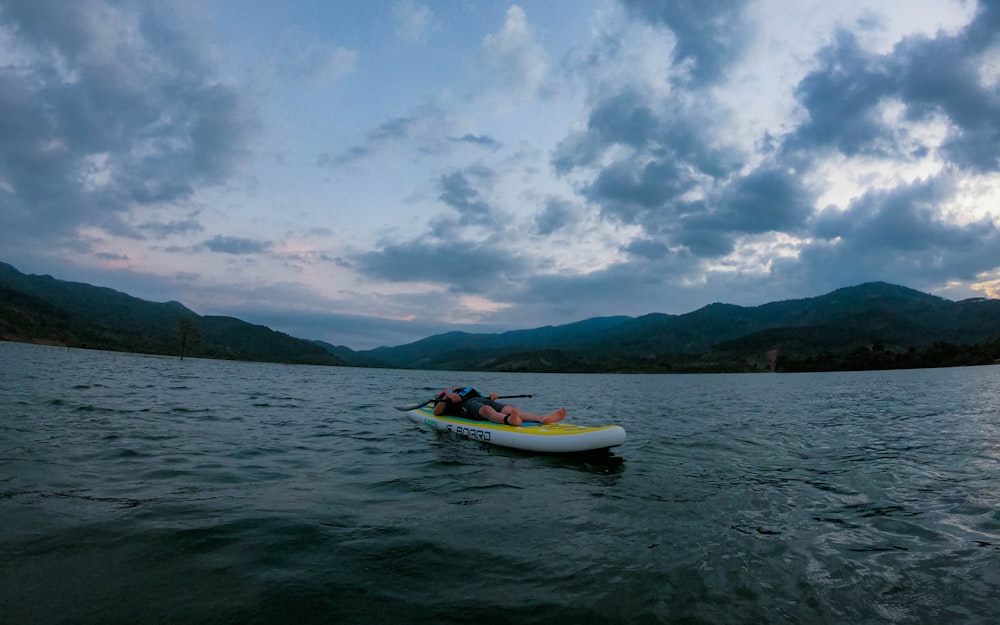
top-left (2, 344), bottom-right (999, 624)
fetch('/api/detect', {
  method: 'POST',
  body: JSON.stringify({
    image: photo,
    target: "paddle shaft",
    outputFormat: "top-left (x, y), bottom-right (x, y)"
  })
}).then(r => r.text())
top-left (395, 394), bottom-right (533, 411)
top-left (433, 393), bottom-right (532, 404)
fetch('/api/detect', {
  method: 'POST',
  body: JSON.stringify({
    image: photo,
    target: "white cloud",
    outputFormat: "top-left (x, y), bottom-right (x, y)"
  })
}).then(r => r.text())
top-left (478, 5), bottom-right (549, 106)
top-left (976, 41), bottom-right (1000, 89)
top-left (392, 1), bottom-right (434, 43)
top-left (578, 4), bottom-right (678, 102)
top-left (275, 31), bottom-right (357, 85)
top-left (972, 270), bottom-right (1000, 298)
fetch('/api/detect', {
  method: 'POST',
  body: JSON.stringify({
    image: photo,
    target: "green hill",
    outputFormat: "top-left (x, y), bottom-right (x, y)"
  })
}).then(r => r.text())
top-left (0, 262), bottom-right (344, 366)
top-left (4, 260), bottom-right (999, 372)
top-left (356, 282), bottom-right (1000, 372)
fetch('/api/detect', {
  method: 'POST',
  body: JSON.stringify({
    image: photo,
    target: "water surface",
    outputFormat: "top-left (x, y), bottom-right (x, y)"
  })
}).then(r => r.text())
top-left (2, 342), bottom-right (998, 623)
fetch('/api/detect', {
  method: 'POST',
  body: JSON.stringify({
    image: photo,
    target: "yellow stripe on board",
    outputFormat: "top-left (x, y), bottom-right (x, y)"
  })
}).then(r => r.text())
top-left (413, 406), bottom-right (617, 436)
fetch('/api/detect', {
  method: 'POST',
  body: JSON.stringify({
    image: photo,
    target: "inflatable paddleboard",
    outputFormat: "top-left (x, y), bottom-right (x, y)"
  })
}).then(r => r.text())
top-left (404, 404), bottom-right (626, 453)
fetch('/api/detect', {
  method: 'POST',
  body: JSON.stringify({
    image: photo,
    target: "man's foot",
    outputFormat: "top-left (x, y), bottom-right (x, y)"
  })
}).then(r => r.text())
top-left (503, 408), bottom-right (523, 426)
top-left (504, 414), bottom-right (523, 426)
top-left (541, 408), bottom-right (566, 424)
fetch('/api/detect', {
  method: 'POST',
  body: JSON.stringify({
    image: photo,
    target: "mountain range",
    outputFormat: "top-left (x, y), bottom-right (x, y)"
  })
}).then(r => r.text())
top-left (0, 262), bottom-right (343, 366)
top-left (2, 261), bottom-right (999, 372)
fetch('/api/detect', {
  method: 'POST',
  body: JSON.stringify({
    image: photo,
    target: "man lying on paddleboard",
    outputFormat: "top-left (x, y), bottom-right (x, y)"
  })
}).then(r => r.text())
top-left (433, 387), bottom-right (566, 427)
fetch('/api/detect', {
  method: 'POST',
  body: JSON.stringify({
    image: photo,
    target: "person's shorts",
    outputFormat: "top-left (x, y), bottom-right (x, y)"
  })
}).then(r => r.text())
top-left (461, 398), bottom-right (506, 420)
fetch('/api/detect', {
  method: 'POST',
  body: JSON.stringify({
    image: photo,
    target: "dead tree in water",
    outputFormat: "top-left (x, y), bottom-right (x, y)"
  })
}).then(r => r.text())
top-left (178, 319), bottom-right (200, 359)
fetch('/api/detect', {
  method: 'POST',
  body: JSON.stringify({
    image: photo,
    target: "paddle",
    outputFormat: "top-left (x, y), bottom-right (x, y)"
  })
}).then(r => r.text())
top-left (394, 394), bottom-right (533, 412)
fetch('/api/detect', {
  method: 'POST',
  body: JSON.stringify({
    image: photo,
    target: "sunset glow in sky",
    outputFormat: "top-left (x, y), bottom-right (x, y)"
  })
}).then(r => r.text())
top-left (2, 0), bottom-right (999, 348)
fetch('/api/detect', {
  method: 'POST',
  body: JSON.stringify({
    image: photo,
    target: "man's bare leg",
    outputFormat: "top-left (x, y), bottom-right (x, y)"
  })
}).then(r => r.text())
top-left (478, 405), bottom-right (523, 426)
top-left (502, 406), bottom-right (565, 424)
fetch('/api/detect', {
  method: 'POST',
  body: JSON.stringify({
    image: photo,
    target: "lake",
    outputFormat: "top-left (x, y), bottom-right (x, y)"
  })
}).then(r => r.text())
top-left (1, 341), bottom-right (998, 624)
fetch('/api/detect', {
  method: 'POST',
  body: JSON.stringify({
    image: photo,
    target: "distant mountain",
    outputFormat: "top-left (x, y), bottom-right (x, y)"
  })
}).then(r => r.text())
top-left (0, 262), bottom-right (344, 366)
top-left (353, 282), bottom-right (1000, 372)
top-left (311, 340), bottom-right (384, 368)
top-left (4, 260), bottom-right (999, 372)
top-left (362, 316), bottom-right (632, 370)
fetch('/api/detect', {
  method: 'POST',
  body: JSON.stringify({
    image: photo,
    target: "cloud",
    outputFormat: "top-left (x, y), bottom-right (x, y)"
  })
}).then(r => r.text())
top-left (478, 5), bottom-right (549, 103)
top-left (202, 235), bottom-right (271, 255)
top-left (318, 108), bottom-right (459, 167)
top-left (138, 213), bottom-right (205, 239)
top-left (555, 85), bottom-right (762, 258)
top-left (319, 115), bottom-right (419, 166)
top-left (545, 0), bottom-right (1000, 300)
top-left (0, 0), bottom-right (253, 250)
top-left (305, 46), bottom-right (358, 84)
top-left (451, 134), bottom-right (502, 150)
top-left (534, 198), bottom-right (578, 235)
top-left (555, 86), bottom-right (741, 203)
top-left (494, 248), bottom-right (710, 324)
top-left (392, 1), bottom-right (434, 43)
top-left (586, 157), bottom-right (698, 219)
top-left (620, 0), bottom-right (753, 85)
top-left (437, 169), bottom-right (496, 226)
top-left (553, 89), bottom-right (662, 173)
top-left (787, 31), bottom-right (897, 158)
top-left (233, 307), bottom-right (466, 350)
top-left (696, 167), bottom-right (813, 236)
top-left (320, 113), bottom-right (501, 172)
top-left (623, 237), bottom-right (671, 261)
top-left (612, 168), bottom-right (815, 258)
top-left (352, 238), bottom-right (527, 293)
top-left (275, 30), bottom-right (357, 85)
top-left (787, 3), bottom-right (1000, 171)
top-left (810, 174), bottom-right (998, 272)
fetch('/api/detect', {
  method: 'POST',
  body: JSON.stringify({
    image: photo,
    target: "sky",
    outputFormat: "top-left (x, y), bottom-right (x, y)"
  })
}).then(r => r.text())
top-left (2, 0), bottom-right (1000, 350)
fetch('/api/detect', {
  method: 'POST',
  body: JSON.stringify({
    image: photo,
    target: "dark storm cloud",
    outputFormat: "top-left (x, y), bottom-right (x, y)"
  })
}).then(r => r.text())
top-left (553, 0), bottom-right (1000, 301)
top-left (319, 115), bottom-right (420, 167)
top-left (765, 1), bottom-right (1000, 293)
top-left (789, 2), bottom-right (1000, 171)
top-left (674, 221), bottom-right (735, 257)
top-left (587, 158), bottom-right (697, 219)
top-left (554, 89), bottom-right (736, 178)
top-left (581, 90), bottom-right (661, 153)
top-left (555, 88), bottom-right (743, 234)
top-left (787, 31), bottom-right (896, 158)
top-left (624, 237), bottom-right (671, 260)
top-left (507, 246), bottom-right (706, 322)
top-left (699, 167), bottom-right (813, 234)
top-left (555, 0), bottom-right (833, 273)
top-left (636, 167), bottom-right (813, 258)
top-left (202, 236), bottom-right (272, 255)
top-left (553, 7), bottom-right (806, 262)
top-left (438, 170), bottom-right (495, 226)
top-left (352, 238), bottom-right (526, 291)
top-left (534, 198), bottom-right (578, 235)
top-left (0, 0), bottom-right (253, 248)
top-left (519, 265), bottom-right (644, 311)
top-left (452, 134), bottom-right (502, 150)
top-left (351, 161), bottom-right (516, 295)
top-left (137, 214), bottom-right (205, 239)
top-left (812, 176), bottom-right (995, 256)
top-left (789, 174), bottom-right (1000, 291)
top-left (318, 108), bottom-right (482, 167)
top-left (619, 0), bottom-right (752, 85)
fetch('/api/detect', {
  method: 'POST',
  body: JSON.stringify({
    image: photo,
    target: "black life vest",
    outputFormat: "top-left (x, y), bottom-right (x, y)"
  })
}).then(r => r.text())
top-left (437, 386), bottom-right (481, 417)
top-left (438, 386), bottom-right (481, 401)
